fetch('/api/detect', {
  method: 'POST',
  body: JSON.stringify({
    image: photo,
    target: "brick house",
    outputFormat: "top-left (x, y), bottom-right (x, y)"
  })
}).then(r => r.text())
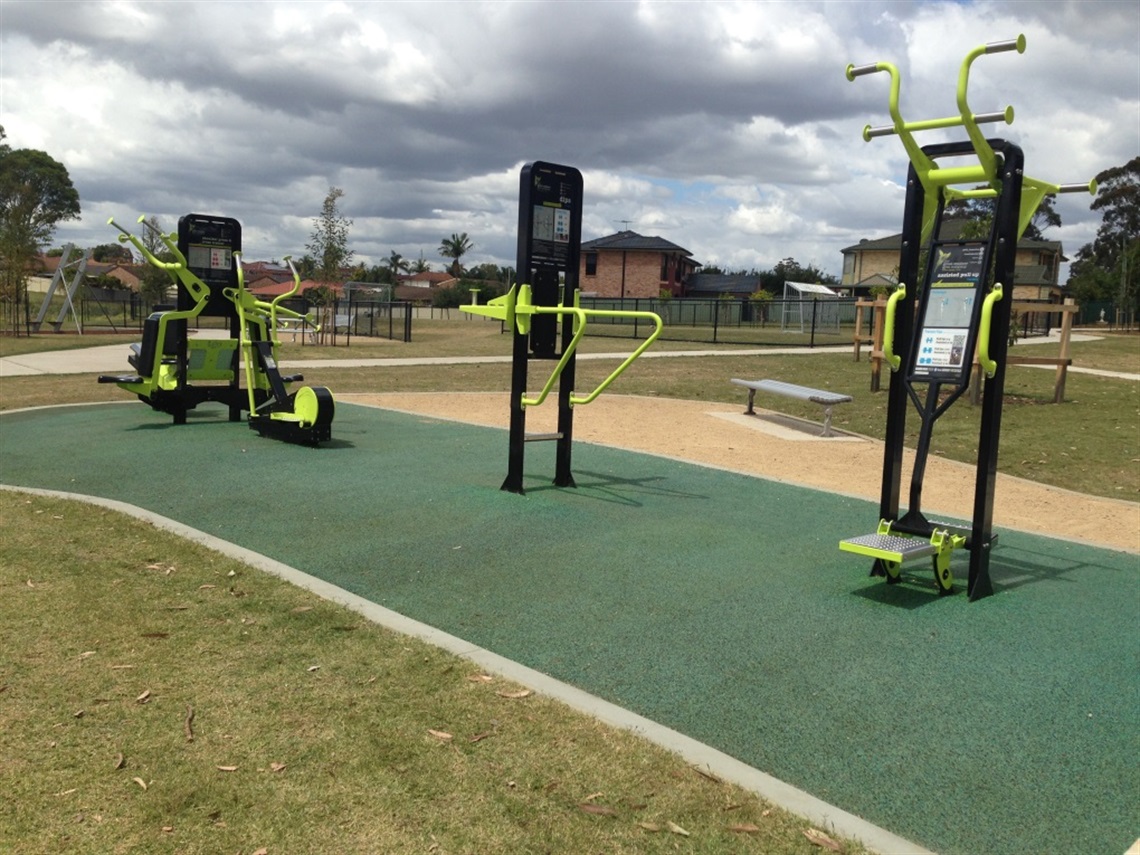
top-left (579, 230), bottom-right (700, 298)
top-left (840, 220), bottom-right (1068, 300)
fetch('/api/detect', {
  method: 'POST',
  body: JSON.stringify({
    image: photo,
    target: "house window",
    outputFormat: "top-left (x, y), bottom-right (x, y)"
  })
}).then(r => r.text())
top-left (585, 252), bottom-right (597, 276)
top-left (661, 254), bottom-right (670, 281)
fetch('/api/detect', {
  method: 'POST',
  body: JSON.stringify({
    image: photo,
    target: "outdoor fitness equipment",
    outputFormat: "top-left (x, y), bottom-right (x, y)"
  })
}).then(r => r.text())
top-left (837, 36), bottom-right (1094, 601)
top-left (99, 214), bottom-right (245, 423)
top-left (461, 161), bottom-right (663, 493)
top-left (226, 253), bottom-right (335, 445)
top-left (98, 214), bottom-right (334, 445)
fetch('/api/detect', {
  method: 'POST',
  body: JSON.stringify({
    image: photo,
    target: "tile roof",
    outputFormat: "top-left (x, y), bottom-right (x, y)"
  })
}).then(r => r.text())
top-left (581, 230), bottom-right (693, 256)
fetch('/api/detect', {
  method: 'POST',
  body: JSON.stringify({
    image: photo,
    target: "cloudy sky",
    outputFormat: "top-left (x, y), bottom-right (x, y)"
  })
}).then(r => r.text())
top-left (2, 0), bottom-right (1137, 281)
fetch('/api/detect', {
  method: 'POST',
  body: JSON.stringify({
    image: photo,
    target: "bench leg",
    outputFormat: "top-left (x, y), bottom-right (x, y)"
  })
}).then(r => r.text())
top-left (744, 389), bottom-right (756, 415)
top-left (821, 405), bottom-right (834, 437)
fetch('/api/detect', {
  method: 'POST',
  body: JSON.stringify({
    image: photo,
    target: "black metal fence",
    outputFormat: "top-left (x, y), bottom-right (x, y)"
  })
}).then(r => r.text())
top-left (579, 297), bottom-right (858, 348)
top-left (41, 290), bottom-right (414, 343)
top-left (274, 297), bottom-right (413, 343)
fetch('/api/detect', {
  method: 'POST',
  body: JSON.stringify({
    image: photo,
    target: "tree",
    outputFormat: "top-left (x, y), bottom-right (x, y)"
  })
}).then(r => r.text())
top-left (0, 126), bottom-right (81, 332)
top-left (438, 232), bottom-right (473, 277)
top-left (1067, 157), bottom-right (1140, 313)
top-left (305, 187), bottom-right (353, 344)
top-left (91, 242), bottom-right (133, 263)
top-left (410, 253), bottom-right (432, 274)
top-left (383, 250), bottom-right (409, 283)
top-left (306, 186), bottom-right (354, 282)
top-left (135, 216), bottom-right (176, 310)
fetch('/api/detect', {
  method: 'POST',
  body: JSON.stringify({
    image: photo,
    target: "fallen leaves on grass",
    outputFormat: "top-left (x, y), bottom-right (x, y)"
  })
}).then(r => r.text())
top-left (729, 822), bottom-right (762, 833)
top-left (427, 729), bottom-right (453, 742)
top-left (216, 765), bottom-right (238, 772)
top-left (269, 762), bottom-right (286, 773)
top-left (183, 706), bottom-right (194, 742)
top-left (496, 689), bottom-right (532, 699)
top-left (135, 690), bottom-right (151, 704)
top-left (666, 821), bottom-right (690, 836)
top-left (113, 753), bottom-right (125, 770)
top-left (132, 777), bottom-right (147, 790)
top-left (804, 827), bottom-right (842, 850)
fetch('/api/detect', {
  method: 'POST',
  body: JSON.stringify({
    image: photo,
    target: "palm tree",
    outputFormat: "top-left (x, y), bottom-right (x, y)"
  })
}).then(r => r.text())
top-left (384, 250), bottom-right (410, 283)
top-left (438, 232), bottom-right (473, 278)
top-left (410, 252), bottom-right (432, 274)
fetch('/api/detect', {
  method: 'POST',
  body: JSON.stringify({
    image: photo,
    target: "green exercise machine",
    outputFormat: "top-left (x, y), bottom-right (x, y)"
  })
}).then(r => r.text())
top-left (98, 214), bottom-right (335, 445)
top-left (838, 36), bottom-right (1094, 600)
top-left (461, 161), bottom-right (662, 493)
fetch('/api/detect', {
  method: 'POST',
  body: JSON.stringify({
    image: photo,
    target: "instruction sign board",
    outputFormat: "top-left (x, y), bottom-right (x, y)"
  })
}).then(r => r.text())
top-left (516, 162), bottom-right (583, 356)
top-left (178, 214), bottom-right (241, 316)
top-left (912, 242), bottom-right (986, 381)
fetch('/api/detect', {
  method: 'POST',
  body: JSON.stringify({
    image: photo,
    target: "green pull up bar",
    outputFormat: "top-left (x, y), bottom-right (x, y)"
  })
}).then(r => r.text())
top-left (847, 35), bottom-right (1095, 242)
top-left (461, 284), bottom-right (663, 407)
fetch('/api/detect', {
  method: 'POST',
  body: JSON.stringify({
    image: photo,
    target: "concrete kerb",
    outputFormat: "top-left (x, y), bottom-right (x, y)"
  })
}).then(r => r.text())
top-left (0, 481), bottom-right (936, 855)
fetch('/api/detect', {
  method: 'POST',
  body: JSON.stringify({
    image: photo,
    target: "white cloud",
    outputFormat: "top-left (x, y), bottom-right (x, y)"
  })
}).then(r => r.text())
top-left (1, 0), bottom-right (1134, 279)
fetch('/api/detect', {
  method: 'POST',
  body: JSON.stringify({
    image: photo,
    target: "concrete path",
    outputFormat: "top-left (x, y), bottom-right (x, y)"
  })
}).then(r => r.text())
top-left (2, 331), bottom-right (1136, 381)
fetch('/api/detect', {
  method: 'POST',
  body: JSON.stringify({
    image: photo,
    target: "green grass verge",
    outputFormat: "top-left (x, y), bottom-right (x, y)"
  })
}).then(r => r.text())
top-left (0, 490), bottom-right (869, 854)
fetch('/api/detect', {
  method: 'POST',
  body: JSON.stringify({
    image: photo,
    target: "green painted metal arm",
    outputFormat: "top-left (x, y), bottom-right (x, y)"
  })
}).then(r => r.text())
top-left (882, 283), bottom-right (906, 372)
top-left (569, 306), bottom-right (663, 406)
top-left (518, 300), bottom-right (663, 408)
top-left (848, 37), bottom-right (1098, 241)
top-left (462, 283), bottom-right (662, 407)
top-left (228, 254), bottom-right (319, 331)
top-left (108, 215), bottom-right (209, 306)
top-left (460, 285), bottom-right (516, 331)
top-left (978, 282), bottom-right (1003, 378)
top-left (520, 303), bottom-right (588, 407)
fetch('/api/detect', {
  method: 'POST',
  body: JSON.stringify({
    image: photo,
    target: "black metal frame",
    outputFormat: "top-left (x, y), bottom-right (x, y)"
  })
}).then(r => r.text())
top-left (502, 162), bottom-right (584, 493)
top-left (878, 138), bottom-right (1024, 600)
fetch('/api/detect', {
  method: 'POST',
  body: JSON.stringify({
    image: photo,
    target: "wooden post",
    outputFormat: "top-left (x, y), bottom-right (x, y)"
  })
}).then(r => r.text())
top-left (1054, 298), bottom-right (1075, 403)
top-left (869, 297), bottom-right (885, 392)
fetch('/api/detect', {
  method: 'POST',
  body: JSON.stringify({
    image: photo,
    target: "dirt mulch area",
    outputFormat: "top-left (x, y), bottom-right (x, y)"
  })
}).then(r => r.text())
top-left (342, 392), bottom-right (1139, 555)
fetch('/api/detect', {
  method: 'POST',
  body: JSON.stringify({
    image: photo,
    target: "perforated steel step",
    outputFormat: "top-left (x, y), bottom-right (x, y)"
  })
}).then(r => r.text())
top-left (840, 533), bottom-right (938, 562)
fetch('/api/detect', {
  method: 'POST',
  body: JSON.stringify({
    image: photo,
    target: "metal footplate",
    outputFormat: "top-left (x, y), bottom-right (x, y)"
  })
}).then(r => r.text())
top-left (840, 520), bottom-right (965, 594)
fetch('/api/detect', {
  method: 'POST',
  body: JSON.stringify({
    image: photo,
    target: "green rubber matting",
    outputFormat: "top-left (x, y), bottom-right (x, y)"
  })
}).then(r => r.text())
top-left (2, 401), bottom-right (1137, 855)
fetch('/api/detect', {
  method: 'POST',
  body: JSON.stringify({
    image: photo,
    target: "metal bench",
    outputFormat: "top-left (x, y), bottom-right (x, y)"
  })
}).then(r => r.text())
top-left (730, 378), bottom-right (853, 437)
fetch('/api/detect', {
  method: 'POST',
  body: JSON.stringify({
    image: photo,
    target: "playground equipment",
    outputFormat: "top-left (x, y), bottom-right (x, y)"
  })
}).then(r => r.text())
top-left (226, 253), bottom-right (335, 445)
top-left (837, 36), bottom-right (1094, 600)
top-left (461, 161), bottom-right (662, 493)
top-left (98, 214), bottom-right (334, 445)
top-left (31, 243), bottom-right (87, 333)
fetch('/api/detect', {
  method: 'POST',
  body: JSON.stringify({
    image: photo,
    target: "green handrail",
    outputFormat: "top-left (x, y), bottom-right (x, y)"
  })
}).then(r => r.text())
top-left (461, 285), bottom-right (662, 407)
top-left (569, 304), bottom-right (662, 406)
top-left (977, 283), bottom-right (1004, 378)
top-left (882, 282), bottom-right (906, 372)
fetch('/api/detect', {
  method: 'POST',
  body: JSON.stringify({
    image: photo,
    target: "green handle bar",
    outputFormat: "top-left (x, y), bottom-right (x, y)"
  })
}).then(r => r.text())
top-left (108, 215), bottom-right (208, 305)
top-left (978, 282), bottom-right (1004, 378)
top-left (846, 36), bottom-right (1095, 242)
top-left (569, 305), bottom-right (663, 406)
top-left (882, 283), bottom-right (906, 372)
top-left (461, 285), bottom-right (661, 408)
